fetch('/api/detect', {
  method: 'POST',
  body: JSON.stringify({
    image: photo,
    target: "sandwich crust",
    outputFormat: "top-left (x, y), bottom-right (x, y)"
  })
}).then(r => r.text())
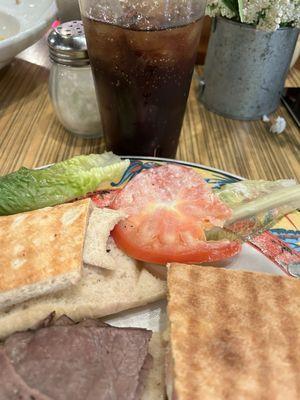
top-left (168, 263), bottom-right (300, 400)
top-left (83, 207), bottom-right (126, 270)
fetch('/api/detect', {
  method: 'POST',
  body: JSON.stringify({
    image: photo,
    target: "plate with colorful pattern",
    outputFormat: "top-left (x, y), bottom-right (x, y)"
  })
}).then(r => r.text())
top-left (103, 156), bottom-right (299, 277)
top-left (101, 157), bottom-right (300, 331)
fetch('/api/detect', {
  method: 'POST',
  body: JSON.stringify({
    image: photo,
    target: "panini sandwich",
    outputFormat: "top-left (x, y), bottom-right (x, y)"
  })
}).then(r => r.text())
top-left (167, 263), bottom-right (300, 400)
top-left (0, 208), bottom-right (167, 339)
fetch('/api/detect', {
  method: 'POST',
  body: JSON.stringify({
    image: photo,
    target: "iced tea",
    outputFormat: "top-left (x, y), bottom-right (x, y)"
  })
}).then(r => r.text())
top-left (83, 17), bottom-right (202, 157)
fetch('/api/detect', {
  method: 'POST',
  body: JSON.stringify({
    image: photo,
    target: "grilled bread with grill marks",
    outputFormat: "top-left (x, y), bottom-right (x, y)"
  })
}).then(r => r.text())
top-left (0, 199), bottom-right (91, 310)
top-left (168, 263), bottom-right (300, 400)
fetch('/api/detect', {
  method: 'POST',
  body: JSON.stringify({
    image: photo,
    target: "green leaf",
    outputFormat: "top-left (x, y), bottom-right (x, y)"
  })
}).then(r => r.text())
top-left (237, 0), bottom-right (244, 22)
top-left (226, 186), bottom-right (300, 226)
top-left (0, 153), bottom-right (129, 215)
top-left (222, 0), bottom-right (239, 14)
top-left (216, 179), bottom-right (297, 209)
top-left (207, 180), bottom-right (300, 242)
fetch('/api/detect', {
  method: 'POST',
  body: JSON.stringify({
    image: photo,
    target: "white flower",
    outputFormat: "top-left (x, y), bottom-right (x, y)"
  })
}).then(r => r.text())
top-left (206, 0), bottom-right (237, 19)
top-left (205, 0), bottom-right (300, 30)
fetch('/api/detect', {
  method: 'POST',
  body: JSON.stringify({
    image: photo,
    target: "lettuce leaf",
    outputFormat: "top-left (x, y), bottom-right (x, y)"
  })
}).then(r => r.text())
top-left (207, 180), bottom-right (300, 242)
top-left (216, 179), bottom-right (297, 209)
top-left (0, 153), bottom-right (129, 215)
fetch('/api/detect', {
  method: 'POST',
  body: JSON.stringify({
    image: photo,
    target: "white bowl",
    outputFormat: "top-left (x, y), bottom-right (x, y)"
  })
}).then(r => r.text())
top-left (0, 0), bottom-right (57, 69)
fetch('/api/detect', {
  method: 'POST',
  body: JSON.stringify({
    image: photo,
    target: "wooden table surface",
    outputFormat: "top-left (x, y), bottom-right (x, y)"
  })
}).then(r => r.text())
top-left (0, 37), bottom-right (299, 181)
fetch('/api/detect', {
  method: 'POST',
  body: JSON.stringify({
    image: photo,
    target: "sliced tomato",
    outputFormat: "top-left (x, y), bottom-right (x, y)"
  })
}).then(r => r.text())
top-left (111, 164), bottom-right (241, 264)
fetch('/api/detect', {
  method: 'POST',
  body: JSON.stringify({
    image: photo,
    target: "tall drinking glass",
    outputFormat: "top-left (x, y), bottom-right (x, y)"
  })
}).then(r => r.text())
top-left (79, 0), bottom-right (206, 157)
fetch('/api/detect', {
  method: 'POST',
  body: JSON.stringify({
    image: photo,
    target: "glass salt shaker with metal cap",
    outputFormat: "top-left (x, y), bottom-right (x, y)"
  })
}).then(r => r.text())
top-left (48, 21), bottom-right (102, 138)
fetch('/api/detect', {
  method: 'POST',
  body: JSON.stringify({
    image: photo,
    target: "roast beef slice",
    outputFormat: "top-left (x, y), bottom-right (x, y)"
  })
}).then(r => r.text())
top-left (0, 349), bottom-right (51, 400)
top-left (4, 324), bottom-right (152, 400)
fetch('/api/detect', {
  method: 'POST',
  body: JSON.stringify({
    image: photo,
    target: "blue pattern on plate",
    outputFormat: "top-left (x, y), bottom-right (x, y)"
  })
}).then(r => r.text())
top-left (112, 160), bottom-right (239, 189)
top-left (269, 228), bottom-right (300, 252)
top-left (205, 176), bottom-right (239, 189)
top-left (111, 161), bottom-right (159, 187)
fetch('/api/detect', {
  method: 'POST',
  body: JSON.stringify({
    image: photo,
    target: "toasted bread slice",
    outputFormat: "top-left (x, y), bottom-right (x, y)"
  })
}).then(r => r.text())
top-left (83, 207), bottom-right (126, 270)
top-left (0, 240), bottom-right (166, 339)
top-left (168, 263), bottom-right (300, 400)
top-left (0, 199), bottom-right (91, 310)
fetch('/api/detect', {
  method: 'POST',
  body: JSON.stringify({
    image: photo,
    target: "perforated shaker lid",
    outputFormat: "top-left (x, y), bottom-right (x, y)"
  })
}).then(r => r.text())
top-left (48, 20), bottom-right (90, 66)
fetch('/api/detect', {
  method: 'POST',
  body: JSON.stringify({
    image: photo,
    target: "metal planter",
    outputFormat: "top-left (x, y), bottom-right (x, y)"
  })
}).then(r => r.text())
top-left (200, 17), bottom-right (299, 120)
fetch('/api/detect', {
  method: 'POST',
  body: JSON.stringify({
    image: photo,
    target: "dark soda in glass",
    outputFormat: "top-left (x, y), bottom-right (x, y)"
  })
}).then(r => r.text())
top-left (82, 4), bottom-right (203, 157)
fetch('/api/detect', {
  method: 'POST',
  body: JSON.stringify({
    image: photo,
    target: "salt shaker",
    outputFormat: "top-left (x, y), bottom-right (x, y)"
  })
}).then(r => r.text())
top-left (48, 21), bottom-right (102, 138)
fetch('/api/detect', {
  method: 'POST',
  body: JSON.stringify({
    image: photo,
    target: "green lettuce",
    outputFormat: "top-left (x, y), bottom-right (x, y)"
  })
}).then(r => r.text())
top-left (0, 152), bottom-right (129, 215)
top-left (216, 179), bottom-right (297, 209)
top-left (207, 180), bottom-right (300, 241)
